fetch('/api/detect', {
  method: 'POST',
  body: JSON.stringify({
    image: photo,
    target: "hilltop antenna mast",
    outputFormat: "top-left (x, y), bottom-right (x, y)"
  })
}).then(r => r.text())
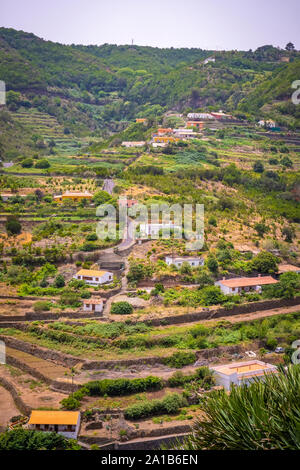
top-left (131, 38), bottom-right (134, 47)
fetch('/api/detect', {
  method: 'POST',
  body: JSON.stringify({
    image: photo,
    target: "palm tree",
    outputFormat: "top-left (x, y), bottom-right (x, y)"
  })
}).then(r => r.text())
top-left (170, 365), bottom-right (300, 450)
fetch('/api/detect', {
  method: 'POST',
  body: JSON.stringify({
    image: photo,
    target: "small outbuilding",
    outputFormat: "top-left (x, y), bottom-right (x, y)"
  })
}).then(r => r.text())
top-left (82, 298), bottom-right (104, 314)
top-left (210, 360), bottom-right (278, 390)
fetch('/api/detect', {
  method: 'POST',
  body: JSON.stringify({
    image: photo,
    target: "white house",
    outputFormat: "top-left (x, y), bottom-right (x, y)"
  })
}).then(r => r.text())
top-left (28, 410), bottom-right (81, 439)
top-left (215, 275), bottom-right (278, 295)
top-left (82, 298), bottom-right (104, 313)
top-left (165, 256), bottom-right (204, 268)
top-left (203, 57), bottom-right (215, 64)
top-left (138, 223), bottom-right (182, 237)
top-left (121, 141), bottom-right (145, 148)
top-left (152, 142), bottom-right (167, 148)
top-left (187, 113), bottom-right (214, 120)
top-left (74, 269), bottom-right (113, 286)
top-left (210, 360), bottom-right (278, 390)
top-left (172, 128), bottom-right (197, 138)
top-left (258, 119), bottom-right (276, 128)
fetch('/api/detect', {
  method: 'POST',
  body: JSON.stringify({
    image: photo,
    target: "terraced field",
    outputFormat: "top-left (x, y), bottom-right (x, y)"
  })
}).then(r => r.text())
top-left (6, 346), bottom-right (71, 381)
top-left (11, 110), bottom-right (84, 154)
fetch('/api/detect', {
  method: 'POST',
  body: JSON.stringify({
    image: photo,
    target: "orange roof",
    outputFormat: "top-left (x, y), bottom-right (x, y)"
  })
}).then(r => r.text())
top-left (28, 410), bottom-right (79, 425)
top-left (219, 276), bottom-right (277, 288)
top-left (76, 269), bottom-right (109, 277)
top-left (83, 298), bottom-right (103, 305)
top-left (278, 264), bottom-right (300, 274)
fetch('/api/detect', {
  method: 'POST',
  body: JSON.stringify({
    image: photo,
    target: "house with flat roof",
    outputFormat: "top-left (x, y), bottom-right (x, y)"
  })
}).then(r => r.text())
top-left (74, 269), bottom-right (113, 286)
top-left (215, 275), bottom-right (278, 295)
top-left (153, 135), bottom-right (180, 144)
top-left (121, 141), bottom-right (145, 148)
top-left (54, 190), bottom-right (93, 203)
top-left (82, 298), bottom-right (104, 314)
top-left (28, 410), bottom-right (81, 439)
top-left (173, 128), bottom-right (197, 138)
top-left (210, 360), bottom-right (278, 390)
top-left (165, 255), bottom-right (204, 268)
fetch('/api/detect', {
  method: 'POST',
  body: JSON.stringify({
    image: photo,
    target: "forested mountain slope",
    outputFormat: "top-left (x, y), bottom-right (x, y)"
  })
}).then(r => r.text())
top-left (0, 27), bottom-right (300, 151)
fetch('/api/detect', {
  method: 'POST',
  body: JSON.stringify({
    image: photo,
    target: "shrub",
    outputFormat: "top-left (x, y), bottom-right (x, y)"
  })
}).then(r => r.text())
top-left (5, 216), bottom-right (22, 235)
top-left (54, 274), bottom-right (65, 288)
top-left (21, 158), bottom-right (33, 168)
top-left (86, 233), bottom-right (98, 241)
top-left (35, 159), bottom-right (50, 169)
top-left (60, 396), bottom-right (80, 410)
top-left (265, 336), bottom-right (278, 350)
top-left (208, 216), bottom-right (217, 226)
top-left (0, 428), bottom-right (79, 450)
top-left (33, 301), bottom-right (51, 313)
top-left (86, 376), bottom-right (163, 397)
top-left (111, 301), bottom-right (133, 315)
top-left (125, 393), bottom-right (187, 420)
top-left (163, 351), bottom-right (196, 368)
top-left (60, 291), bottom-right (81, 307)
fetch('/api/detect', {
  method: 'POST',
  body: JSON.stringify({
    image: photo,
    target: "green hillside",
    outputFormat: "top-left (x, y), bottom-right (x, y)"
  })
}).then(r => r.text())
top-left (0, 27), bottom-right (300, 158)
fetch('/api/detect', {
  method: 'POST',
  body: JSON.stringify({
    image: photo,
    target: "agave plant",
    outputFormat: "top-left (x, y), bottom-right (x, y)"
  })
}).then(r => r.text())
top-left (172, 365), bottom-right (300, 450)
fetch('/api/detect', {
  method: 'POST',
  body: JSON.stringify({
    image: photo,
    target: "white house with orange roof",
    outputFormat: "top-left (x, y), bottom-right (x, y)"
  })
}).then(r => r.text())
top-left (210, 360), bottom-right (278, 390)
top-left (82, 297), bottom-right (104, 313)
top-left (28, 410), bottom-right (81, 439)
top-left (54, 190), bottom-right (93, 203)
top-left (74, 268), bottom-right (113, 286)
top-left (215, 275), bottom-right (278, 295)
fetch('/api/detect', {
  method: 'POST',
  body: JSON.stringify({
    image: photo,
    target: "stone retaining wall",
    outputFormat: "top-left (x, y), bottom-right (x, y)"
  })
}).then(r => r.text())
top-left (146, 297), bottom-right (300, 327)
top-left (0, 376), bottom-right (31, 416)
top-left (0, 335), bottom-right (81, 367)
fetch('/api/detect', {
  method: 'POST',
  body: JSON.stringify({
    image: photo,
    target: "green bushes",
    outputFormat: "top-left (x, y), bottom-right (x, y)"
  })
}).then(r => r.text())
top-left (61, 396), bottom-right (81, 410)
top-left (86, 376), bottom-right (163, 396)
top-left (33, 300), bottom-right (51, 313)
top-left (35, 159), bottom-right (50, 169)
top-left (167, 367), bottom-right (214, 388)
top-left (110, 301), bottom-right (133, 315)
top-left (61, 376), bottom-right (164, 409)
top-left (125, 393), bottom-right (187, 420)
top-left (0, 428), bottom-right (80, 450)
top-left (163, 351), bottom-right (196, 368)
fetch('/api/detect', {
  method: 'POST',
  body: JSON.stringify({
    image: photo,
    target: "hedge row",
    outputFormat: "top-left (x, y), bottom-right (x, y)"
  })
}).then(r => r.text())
top-left (124, 393), bottom-right (188, 420)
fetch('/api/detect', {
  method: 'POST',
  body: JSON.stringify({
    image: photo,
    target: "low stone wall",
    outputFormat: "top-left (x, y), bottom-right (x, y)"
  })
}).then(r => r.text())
top-left (6, 354), bottom-right (53, 386)
top-left (115, 433), bottom-right (187, 450)
top-left (0, 376), bottom-right (31, 416)
top-left (147, 297), bottom-right (300, 327)
top-left (82, 356), bottom-right (165, 370)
